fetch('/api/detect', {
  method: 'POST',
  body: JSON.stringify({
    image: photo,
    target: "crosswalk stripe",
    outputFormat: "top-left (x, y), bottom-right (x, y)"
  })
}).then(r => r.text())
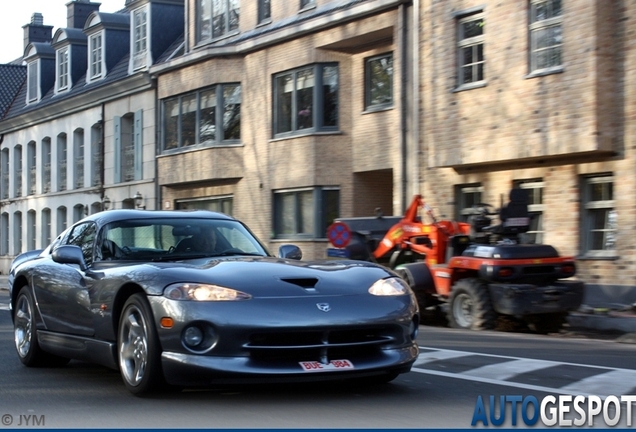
top-left (561, 370), bottom-right (636, 396)
top-left (415, 346), bottom-right (636, 397)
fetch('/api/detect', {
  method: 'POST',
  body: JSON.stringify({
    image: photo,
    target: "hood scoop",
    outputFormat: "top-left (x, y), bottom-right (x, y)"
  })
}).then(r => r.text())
top-left (280, 277), bottom-right (319, 290)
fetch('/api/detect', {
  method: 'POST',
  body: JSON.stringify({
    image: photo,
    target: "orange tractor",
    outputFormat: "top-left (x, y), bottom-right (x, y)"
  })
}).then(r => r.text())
top-left (326, 189), bottom-right (584, 332)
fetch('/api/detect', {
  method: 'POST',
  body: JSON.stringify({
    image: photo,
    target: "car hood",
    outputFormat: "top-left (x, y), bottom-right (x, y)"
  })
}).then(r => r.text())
top-left (96, 257), bottom-right (397, 297)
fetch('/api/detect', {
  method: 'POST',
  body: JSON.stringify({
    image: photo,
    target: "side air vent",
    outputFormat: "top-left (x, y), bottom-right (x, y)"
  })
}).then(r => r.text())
top-left (280, 278), bottom-right (319, 288)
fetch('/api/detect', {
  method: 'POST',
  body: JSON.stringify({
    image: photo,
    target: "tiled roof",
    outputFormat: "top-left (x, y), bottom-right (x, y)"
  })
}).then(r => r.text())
top-left (0, 64), bottom-right (26, 119)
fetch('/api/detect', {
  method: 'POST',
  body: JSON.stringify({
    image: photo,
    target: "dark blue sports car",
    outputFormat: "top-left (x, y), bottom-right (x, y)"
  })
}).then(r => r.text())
top-left (9, 210), bottom-right (419, 395)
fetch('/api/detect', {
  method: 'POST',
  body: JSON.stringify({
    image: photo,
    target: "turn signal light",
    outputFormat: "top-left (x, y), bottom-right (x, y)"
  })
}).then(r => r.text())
top-left (160, 317), bottom-right (174, 328)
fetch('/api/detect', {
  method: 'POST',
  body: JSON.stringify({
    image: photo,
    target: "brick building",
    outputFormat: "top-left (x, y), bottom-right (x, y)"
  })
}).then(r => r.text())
top-left (416, 0), bottom-right (634, 302)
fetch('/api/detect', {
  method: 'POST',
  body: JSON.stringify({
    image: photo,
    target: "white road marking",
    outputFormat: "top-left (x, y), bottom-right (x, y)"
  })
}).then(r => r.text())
top-left (415, 346), bottom-right (636, 397)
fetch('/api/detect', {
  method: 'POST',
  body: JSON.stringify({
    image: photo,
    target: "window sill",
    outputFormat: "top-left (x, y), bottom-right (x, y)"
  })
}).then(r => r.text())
top-left (256, 19), bottom-right (272, 28)
top-left (362, 105), bottom-right (394, 115)
top-left (576, 253), bottom-right (619, 261)
top-left (195, 30), bottom-right (240, 48)
top-left (159, 142), bottom-right (244, 157)
top-left (524, 66), bottom-right (564, 79)
top-left (270, 130), bottom-right (342, 143)
top-left (299, 4), bottom-right (317, 13)
top-left (453, 81), bottom-right (487, 93)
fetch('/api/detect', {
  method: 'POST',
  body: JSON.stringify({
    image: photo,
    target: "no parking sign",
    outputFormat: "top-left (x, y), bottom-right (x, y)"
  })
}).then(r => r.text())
top-left (326, 221), bottom-right (351, 248)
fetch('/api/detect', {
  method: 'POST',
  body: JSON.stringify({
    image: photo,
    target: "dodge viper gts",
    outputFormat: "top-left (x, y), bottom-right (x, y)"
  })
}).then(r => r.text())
top-left (9, 210), bottom-right (420, 395)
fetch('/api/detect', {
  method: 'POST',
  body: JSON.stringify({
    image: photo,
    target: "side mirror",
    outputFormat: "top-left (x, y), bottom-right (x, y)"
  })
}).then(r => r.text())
top-left (278, 244), bottom-right (302, 260)
top-left (52, 245), bottom-right (88, 271)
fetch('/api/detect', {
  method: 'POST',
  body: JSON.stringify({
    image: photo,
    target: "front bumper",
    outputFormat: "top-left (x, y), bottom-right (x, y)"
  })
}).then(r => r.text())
top-left (488, 280), bottom-right (584, 316)
top-left (161, 344), bottom-right (418, 386)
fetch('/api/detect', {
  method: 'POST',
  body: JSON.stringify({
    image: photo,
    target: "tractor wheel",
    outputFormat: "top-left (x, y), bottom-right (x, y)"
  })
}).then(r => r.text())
top-left (447, 278), bottom-right (497, 330)
top-left (526, 312), bottom-right (567, 334)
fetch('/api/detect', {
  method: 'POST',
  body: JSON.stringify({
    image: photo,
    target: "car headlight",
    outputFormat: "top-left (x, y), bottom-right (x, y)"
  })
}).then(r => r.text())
top-left (368, 277), bottom-right (410, 296)
top-left (164, 283), bottom-right (252, 301)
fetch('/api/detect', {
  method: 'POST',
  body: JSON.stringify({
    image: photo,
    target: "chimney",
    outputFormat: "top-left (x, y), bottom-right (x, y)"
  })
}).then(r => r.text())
top-left (67, 0), bottom-right (101, 29)
top-left (22, 13), bottom-right (54, 52)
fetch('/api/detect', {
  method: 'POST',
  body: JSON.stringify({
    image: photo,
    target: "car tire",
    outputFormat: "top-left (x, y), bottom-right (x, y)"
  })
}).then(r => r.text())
top-left (118, 293), bottom-right (164, 395)
top-left (447, 278), bottom-right (496, 330)
top-left (14, 287), bottom-right (70, 367)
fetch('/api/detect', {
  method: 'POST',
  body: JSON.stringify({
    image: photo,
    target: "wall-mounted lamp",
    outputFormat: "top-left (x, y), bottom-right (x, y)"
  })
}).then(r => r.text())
top-left (102, 195), bottom-right (111, 211)
top-left (133, 191), bottom-right (145, 209)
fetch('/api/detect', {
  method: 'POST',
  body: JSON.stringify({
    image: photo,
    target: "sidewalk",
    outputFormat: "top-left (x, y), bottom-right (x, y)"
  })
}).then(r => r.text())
top-left (1, 274), bottom-right (636, 337)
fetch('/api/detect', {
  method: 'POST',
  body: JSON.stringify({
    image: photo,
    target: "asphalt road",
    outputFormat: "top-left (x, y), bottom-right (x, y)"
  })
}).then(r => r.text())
top-left (2, 290), bottom-right (636, 428)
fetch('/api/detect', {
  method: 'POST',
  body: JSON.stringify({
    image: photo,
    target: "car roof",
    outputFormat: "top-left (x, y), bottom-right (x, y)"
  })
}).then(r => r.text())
top-left (82, 209), bottom-right (235, 226)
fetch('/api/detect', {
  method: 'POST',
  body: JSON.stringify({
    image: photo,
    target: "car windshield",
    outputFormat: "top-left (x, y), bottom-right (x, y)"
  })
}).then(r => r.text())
top-left (96, 217), bottom-right (270, 261)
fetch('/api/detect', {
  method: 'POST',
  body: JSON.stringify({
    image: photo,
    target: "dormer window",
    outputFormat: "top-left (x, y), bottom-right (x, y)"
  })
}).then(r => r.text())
top-left (132, 6), bottom-right (149, 71)
top-left (89, 32), bottom-right (104, 81)
top-left (56, 48), bottom-right (70, 93)
top-left (27, 61), bottom-right (39, 103)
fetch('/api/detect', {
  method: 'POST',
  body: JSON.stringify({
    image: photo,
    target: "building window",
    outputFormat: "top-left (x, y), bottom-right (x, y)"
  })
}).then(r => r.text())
top-left (132, 6), bottom-right (148, 71)
top-left (258, 0), bottom-right (271, 23)
top-left (57, 206), bottom-right (67, 236)
top-left (455, 183), bottom-right (483, 222)
top-left (89, 33), bottom-right (103, 80)
top-left (114, 112), bottom-right (143, 183)
top-left (13, 212), bottom-right (22, 255)
top-left (300, 0), bottom-right (315, 9)
top-left (1, 213), bottom-right (8, 255)
top-left (56, 48), bottom-right (69, 93)
top-left (457, 12), bottom-right (484, 87)
top-left (162, 84), bottom-right (241, 151)
top-left (273, 187), bottom-right (339, 239)
top-left (176, 196), bottom-right (233, 215)
top-left (581, 175), bottom-right (615, 256)
top-left (27, 141), bottom-right (36, 195)
top-left (91, 124), bottom-right (103, 187)
top-left (42, 138), bottom-right (51, 193)
top-left (27, 210), bottom-right (36, 251)
top-left (57, 134), bottom-right (67, 192)
top-left (27, 61), bottom-right (38, 103)
top-left (365, 53), bottom-right (393, 110)
top-left (14, 145), bottom-right (22, 198)
top-left (1, 149), bottom-right (9, 200)
top-left (529, 0), bottom-right (562, 73)
top-left (74, 129), bottom-right (85, 189)
top-left (514, 179), bottom-right (544, 244)
top-left (273, 64), bottom-right (338, 137)
top-left (42, 208), bottom-right (51, 248)
top-left (196, 0), bottom-right (240, 43)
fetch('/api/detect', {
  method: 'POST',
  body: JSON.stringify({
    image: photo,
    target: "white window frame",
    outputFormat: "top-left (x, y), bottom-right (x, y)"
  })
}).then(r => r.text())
top-left (529, 0), bottom-right (563, 74)
top-left (56, 47), bottom-right (70, 93)
top-left (88, 32), bottom-right (104, 82)
top-left (456, 184), bottom-right (484, 222)
top-left (581, 175), bottom-right (616, 257)
top-left (457, 12), bottom-right (485, 88)
top-left (27, 60), bottom-right (39, 103)
top-left (131, 5), bottom-right (149, 71)
top-left (514, 179), bottom-right (544, 244)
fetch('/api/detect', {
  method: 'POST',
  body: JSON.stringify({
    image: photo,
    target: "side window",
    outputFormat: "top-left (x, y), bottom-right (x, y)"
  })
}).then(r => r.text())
top-left (66, 222), bottom-right (97, 265)
top-left (365, 53), bottom-right (393, 110)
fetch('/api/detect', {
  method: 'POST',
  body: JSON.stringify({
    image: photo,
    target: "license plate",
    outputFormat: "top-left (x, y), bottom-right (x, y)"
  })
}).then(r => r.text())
top-left (299, 359), bottom-right (354, 372)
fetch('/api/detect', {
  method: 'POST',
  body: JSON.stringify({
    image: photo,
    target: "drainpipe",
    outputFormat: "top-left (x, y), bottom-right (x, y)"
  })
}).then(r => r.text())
top-left (412, 0), bottom-right (420, 197)
top-left (399, 3), bottom-right (409, 212)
